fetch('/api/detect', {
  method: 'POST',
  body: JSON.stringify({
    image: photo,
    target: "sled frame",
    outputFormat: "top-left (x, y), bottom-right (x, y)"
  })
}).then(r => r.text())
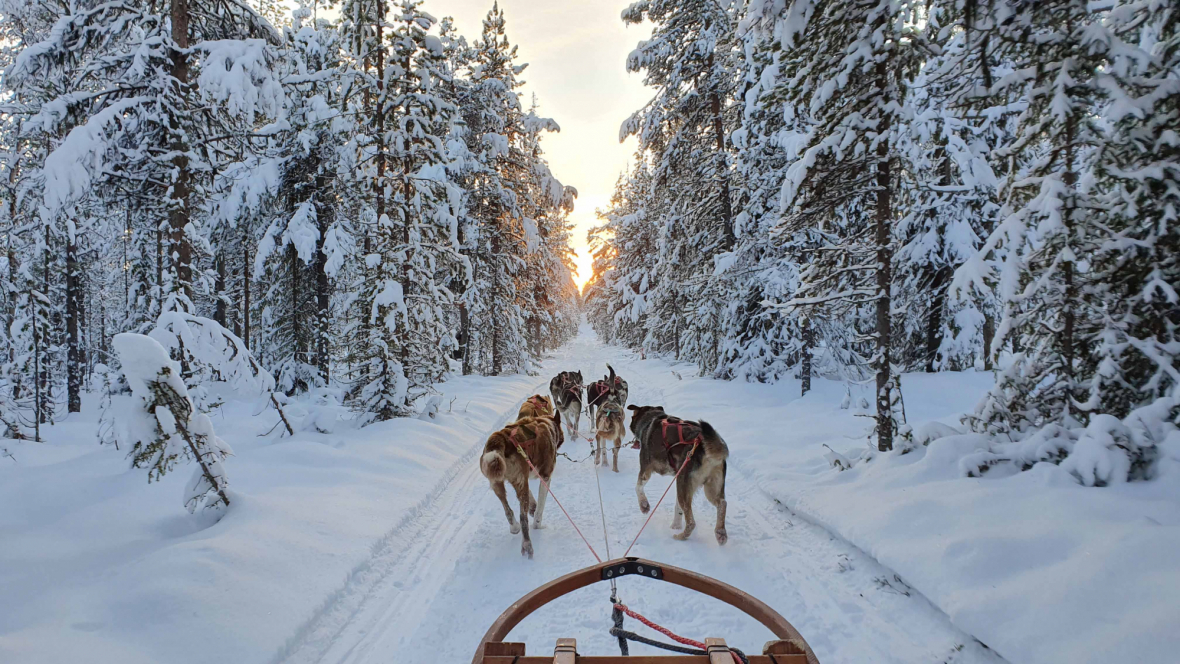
top-left (473, 557), bottom-right (820, 664)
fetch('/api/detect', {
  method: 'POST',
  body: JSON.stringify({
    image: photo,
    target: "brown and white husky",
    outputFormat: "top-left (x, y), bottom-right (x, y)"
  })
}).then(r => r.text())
top-left (479, 411), bottom-right (564, 558)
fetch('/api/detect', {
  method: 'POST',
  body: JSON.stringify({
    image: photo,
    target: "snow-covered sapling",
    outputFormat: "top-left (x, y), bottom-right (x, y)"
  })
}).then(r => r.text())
top-left (110, 333), bottom-right (233, 513)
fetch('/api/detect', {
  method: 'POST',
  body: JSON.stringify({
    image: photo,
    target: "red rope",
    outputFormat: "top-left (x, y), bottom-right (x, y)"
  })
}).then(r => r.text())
top-left (622, 439), bottom-right (699, 557)
top-left (513, 441), bottom-right (602, 563)
top-left (613, 602), bottom-right (741, 664)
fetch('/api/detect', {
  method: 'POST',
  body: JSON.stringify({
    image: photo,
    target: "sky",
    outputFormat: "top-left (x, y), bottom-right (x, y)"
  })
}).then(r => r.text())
top-left (427, 1), bottom-right (651, 291)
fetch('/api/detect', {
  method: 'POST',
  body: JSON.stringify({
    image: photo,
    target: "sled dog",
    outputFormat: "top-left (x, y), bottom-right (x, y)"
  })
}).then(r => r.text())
top-left (595, 398), bottom-right (626, 472)
top-left (606, 364), bottom-right (629, 408)
top-left (586, 379), bottom-right (610, 423)
top-left (627, 405), bottom-right (728, 545)
top-left (550, 371), bottom-right (583, 440)
top-left (480, 411), bottom-right (564, 558)
top-left (517, 394), bottom-right (553, 420)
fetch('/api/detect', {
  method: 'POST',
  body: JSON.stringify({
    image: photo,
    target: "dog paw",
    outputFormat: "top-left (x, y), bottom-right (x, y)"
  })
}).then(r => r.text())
top-left (639, 500), bottom-right (650, 514)
top-left (522, 541), bottom-right (534, 558)
top-left (533, 521), bottom-right (546, 530)
top-left (510, 522), bottom-right (521, 535)
top-left (715, 529), bottom-right (728, 546)
top-left (673, 531), bottom-right (690, 541)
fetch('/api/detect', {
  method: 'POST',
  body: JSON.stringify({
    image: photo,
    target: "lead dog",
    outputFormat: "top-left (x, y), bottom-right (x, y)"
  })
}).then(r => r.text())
top-left (606, 364), bottom-right (628, 408)
top-left (480, 411), bottom-right (564, 558)
top-left (549, 370), bottom-right (582, 408)
top-left (551, 371), bottom-right (583, 440)
top-left (627, 405), bottom-right (728, 545)
top-left (595, 398), bottom-right (626, 472)
top-left (586, 379), bottom-right (610, 423)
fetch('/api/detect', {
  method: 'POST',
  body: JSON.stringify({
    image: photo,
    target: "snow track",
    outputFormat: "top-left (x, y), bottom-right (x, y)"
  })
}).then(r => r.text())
top-left (274, 327), bottom-right (1008, 664)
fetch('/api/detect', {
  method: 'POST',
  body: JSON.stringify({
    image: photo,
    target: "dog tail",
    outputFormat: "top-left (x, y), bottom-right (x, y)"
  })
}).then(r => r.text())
top-left (698, 421), bottom-right (729, 461)
top-left (481, 450), bottom-right (506, 482)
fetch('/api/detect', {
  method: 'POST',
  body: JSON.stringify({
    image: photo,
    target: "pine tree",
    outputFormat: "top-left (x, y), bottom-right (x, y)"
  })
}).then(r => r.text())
top-left (773, 0), bottom-right (926, 450)
top-left (1088, 0), bottom-right (1179, 416)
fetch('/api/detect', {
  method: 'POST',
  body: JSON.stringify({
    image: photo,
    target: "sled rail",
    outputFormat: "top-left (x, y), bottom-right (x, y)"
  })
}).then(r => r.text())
top-left (473, 558), bottom-right (820, 664)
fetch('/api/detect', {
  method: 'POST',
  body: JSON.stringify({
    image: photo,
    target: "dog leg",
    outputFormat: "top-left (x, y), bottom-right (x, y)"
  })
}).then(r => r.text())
top-left (528, 487), bottom-right (537, 517)
top-left (673, 476), bottom-right (697, 541)
top-left (671, 501), bottom-right (684, 530)
top-left (594, 434), bottom-right (602, 466)
top-left (533, 476), bottom-right (549, 529)
top-left (491, 480), bottom-right (519, 535)
top-left (704, 471), bottom-right (727, 545)
top-left (514, 481), bottom-right (533, 559)
top-left (612, 438), bottom-right (620, 473)
top-left (636, 467), bottom-right (652, 513)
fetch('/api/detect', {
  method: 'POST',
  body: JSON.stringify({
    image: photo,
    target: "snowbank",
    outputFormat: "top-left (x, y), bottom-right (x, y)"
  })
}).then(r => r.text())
top-left (0, 372), bottom-right (542, 664)
top-left (650, 366), bottom-right (1180, 664)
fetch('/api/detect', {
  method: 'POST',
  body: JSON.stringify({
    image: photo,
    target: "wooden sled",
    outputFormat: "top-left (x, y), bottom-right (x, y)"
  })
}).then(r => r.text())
top-left (473, 557), bottom-right (821, 664)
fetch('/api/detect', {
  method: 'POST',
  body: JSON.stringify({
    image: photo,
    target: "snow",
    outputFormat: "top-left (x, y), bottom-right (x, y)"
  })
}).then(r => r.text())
top-left (3, 324), bottom-right (1176, 664)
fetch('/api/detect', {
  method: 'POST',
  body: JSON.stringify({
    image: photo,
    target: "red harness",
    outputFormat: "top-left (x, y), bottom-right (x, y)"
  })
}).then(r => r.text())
top-left (508, 424), bottom-right (540, 452)
top-left (564, 384), bottom-right (583, 401)
top-left (525, 395), bottom-right (550, 413)
top-left (587, 381), bottom-right (610, 407)
top-left (656, 418), bottom-right (702, 466)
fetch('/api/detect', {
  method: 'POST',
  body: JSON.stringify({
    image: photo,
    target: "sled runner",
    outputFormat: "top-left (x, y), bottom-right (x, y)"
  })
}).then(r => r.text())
top-left (472, 557), bottom-right (820, 664)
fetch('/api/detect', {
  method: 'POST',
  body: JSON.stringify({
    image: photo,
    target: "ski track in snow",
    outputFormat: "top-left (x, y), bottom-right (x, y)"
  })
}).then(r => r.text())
top-left (274, 327), bottom-right (1008, 664)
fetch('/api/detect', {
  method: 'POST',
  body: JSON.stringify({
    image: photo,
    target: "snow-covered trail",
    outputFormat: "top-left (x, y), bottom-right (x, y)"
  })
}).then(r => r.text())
top-left (274, 325), bottom-right (1005, 664)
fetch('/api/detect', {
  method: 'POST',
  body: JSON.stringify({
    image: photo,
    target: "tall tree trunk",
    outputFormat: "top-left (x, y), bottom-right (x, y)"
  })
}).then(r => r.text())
top-left (214, 253), bottom-right (227, 326)
top-left (66, 231), bottom-right (80, 412)
top-left (123, 207), bottom-right (131, 322)
top-left (1061, 113), bottom-right (1078, 419)
top-left (290, 244), bottom-right (302, 372)
top-left (401, 153), bottom-right (413, 379)
top-left (155, 221), bottom-right (163, 313)
top-left (873, 63), bottom-right (895, 453)
top-left (168, 0), bottom-right (193, 306)
top-left (314, 198), bottom-right (331, 383)
top-left (801, 316), bottom-right (813, 396)
top-left (40, 226), bottom-right (50, 426)
top-left (925, 266), bottom-right (951, 373)
top-left (982, 314), bottom-right (995, 370)
top-left (459, 300), bottom-right (471, 375)
top-left (243, 241), bottom-right (251, 349)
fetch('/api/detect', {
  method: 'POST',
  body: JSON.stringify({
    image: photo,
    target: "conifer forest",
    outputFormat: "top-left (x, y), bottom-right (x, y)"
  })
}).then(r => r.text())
top-left (1, 2), bottom-right (1177, 663)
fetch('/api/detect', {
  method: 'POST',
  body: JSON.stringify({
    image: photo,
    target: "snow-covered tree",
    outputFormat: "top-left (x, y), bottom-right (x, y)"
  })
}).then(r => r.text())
top-left (110, 333), bottom-right (233, 512)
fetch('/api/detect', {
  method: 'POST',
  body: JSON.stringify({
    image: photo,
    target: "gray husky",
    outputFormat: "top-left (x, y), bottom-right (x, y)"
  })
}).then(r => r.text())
top-left (627, 405), bottom-right (728, 545)
top-left (550, 371), bottom-right (583, 440)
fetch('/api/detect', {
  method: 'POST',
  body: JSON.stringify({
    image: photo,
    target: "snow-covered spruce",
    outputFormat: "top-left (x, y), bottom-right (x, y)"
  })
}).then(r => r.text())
top-left (109, 333), bottom-right (232, 512)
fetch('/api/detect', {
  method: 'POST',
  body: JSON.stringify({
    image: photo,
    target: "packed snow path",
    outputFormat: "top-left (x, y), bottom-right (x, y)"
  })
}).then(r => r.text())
top-left (274, 325), bottom-right (1006, 664)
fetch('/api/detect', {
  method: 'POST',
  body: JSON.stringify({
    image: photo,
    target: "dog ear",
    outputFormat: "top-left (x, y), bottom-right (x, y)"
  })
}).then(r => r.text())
top-left (626, 404), bottom-right (637, 411)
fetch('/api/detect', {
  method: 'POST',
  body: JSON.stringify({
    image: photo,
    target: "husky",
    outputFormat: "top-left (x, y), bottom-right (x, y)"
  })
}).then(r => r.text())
top-left (550, 371), bottom-right (583, 440)
top-left (626, 405), bottom-right (728, 545)
top-left (479, 411), bottom-right (564, 558)
top-left (517, 394), bottom-right (553, 420)
top-left (586, 379), bottom-right (610, 423)
top-left (606, 364), bottom-right (629, 408)
top-left (595, 398), bottom-right (627, 472)
top-left (549, 370), bottom-right (581, 407)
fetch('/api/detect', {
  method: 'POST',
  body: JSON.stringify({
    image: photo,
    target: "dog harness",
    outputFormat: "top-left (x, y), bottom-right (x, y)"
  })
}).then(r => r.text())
top-left (598, 402), bottom-right (622, 419)
top-left (587, 380), bottom-right (611, 407)
top-left (657, 417), bottom-right (702, 467)
top-left (525, 395), bottom-right (551, 414)
top-left (508, 422), bottom-right (541, 452)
